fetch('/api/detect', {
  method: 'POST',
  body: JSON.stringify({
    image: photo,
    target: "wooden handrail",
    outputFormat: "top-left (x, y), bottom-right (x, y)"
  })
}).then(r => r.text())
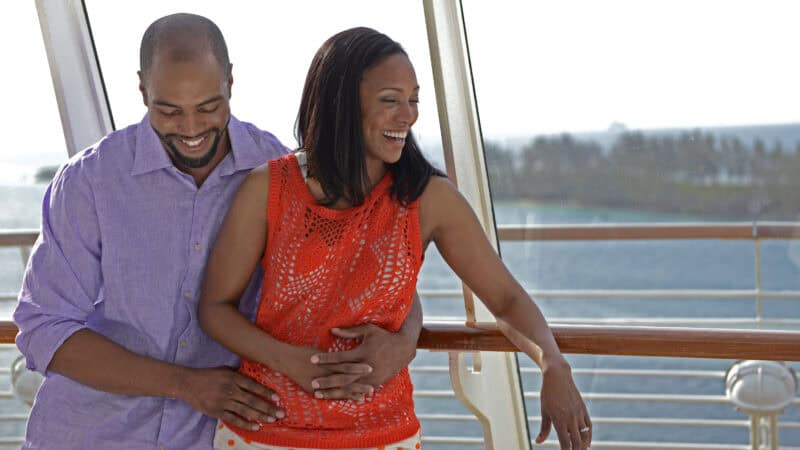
top-left (0, 322), bottom-right (13, 343)
top-left (419, 322), bottom-right (800, 361)
top-left (0, 229), bottom-right (38, 247)
top-left (1, 321), bottom-right (798, 361)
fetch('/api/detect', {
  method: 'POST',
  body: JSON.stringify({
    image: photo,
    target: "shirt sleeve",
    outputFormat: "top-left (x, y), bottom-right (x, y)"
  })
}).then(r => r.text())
top-left (14, 158), bottom-right (102, 374)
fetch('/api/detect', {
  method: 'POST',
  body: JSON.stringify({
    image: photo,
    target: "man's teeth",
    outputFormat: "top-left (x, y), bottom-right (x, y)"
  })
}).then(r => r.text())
top-left (383, 131), bottom-right (407, 140)
top-left (180, 136), bottom-right (206, 147)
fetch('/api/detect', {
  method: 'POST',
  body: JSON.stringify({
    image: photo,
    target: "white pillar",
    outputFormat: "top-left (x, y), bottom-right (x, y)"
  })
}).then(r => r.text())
top-left (36, 0), bottom-right (113, 156)
top-left (423, 1), bottom-right (530, 449)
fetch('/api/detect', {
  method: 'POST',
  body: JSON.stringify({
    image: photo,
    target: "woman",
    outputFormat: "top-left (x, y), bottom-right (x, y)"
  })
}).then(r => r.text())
top-left (199, 27), bottom-right (591, 450)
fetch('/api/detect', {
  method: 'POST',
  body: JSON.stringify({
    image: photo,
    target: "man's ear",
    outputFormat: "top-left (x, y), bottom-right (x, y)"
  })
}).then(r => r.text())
top-left (137, 70), bottom-right (149, 106)
top-left (226, 63), bottom-right (234, 99)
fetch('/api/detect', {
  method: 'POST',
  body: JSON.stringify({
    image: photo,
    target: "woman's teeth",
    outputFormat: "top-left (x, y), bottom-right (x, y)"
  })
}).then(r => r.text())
top-left (383, 131), bottom-right (407, 140)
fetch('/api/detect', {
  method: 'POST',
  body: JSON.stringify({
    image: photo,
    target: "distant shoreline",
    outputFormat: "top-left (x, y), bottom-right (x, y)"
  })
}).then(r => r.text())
top-left (494, 199), bottom-right (733, 222)
top-left (33, 166), bottom-right (58, 184)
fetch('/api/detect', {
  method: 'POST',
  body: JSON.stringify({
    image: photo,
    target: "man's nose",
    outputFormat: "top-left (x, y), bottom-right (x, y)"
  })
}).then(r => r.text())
top-left (177, 112), bottom-right (205, 137)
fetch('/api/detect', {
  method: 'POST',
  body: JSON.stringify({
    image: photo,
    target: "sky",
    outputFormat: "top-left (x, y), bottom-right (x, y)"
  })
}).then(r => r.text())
top-left (2, 0), bottom-right (800, 182)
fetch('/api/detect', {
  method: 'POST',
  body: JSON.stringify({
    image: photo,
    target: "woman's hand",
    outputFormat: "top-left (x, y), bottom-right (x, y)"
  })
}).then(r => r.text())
top-left (536, 361), bottom-right (592, 449)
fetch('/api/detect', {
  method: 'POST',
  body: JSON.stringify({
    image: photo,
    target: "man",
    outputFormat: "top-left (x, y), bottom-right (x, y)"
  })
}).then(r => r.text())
top-left (14, 13), bottom-right (421, 450)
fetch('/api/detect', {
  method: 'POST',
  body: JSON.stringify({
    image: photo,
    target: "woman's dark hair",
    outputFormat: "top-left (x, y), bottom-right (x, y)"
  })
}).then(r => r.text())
top-left (295, 27), bottom-right (444, 206)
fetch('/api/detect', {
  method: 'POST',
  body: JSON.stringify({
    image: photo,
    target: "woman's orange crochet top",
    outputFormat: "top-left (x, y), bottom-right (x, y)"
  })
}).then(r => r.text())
top-left (231, 153), bottom-right (423, 448)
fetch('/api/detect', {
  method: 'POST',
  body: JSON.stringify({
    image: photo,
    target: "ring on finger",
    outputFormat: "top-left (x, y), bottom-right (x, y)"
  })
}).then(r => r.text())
top-left (579, 426), bottom-right (590, 433)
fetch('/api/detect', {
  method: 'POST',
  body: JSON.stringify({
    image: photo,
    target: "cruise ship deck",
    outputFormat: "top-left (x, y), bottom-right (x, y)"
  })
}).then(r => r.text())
top-left (1, 1), bottom-right (799, 449)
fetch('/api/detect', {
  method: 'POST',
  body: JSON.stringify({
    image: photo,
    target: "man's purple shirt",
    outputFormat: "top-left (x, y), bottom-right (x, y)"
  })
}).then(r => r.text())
top-left (14, 114), bottom-right (288, 449)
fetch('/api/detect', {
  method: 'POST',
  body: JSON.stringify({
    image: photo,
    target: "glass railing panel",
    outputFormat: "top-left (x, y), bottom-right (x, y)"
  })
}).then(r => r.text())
top-left (521, 354), bottom-right (800, 448)
top-left (461, 0), bottom-right (800, 447)
top-left (0, 2), bottom-right (66, 307)
top-left (761, 240), bottom-right (800, 291)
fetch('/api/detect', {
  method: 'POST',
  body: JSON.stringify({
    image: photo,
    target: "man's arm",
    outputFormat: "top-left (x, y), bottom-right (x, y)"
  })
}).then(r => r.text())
top-left (48, 330), bottom-right (282, 430)
top-left (14, 162), bottom-right (281, 431)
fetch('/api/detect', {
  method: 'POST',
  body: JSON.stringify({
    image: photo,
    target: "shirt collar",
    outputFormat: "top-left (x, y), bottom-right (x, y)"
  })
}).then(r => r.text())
top-left (131, 113), bottom-right (173, 176)
top-left (131, 113), bottom-right (265, 177)
top-left (217, 115), bottom-right (268, 177)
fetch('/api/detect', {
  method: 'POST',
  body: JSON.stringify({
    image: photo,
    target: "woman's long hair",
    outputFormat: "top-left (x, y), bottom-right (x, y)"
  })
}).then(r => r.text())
top-left (294, 27), bottom-right (444, 206)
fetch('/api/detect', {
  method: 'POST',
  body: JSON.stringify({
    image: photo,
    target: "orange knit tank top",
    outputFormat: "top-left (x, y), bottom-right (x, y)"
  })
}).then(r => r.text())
top-left (231, 153), bottom-right (423, 448)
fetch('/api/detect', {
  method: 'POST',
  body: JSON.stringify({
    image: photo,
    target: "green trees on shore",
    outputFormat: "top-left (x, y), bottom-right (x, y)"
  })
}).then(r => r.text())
top-left (485, 130), bottom-right (800, 220)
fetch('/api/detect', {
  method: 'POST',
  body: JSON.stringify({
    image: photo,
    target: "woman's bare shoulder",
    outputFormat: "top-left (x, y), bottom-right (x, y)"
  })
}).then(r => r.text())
top-left (420, 174), bottom-right (457, 202)
top-left (419, 175), bottom-right (463, 243)
top-left (249, 161), bottom-right (271, 179)
top-left (234, 162), bottom-right (271, 207)
top-left (421, 175), bottom-right (468, 214)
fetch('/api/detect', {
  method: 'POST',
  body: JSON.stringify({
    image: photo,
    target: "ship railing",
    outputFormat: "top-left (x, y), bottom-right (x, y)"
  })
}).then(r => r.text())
top-left (1, 225), bottom-right (800, 449)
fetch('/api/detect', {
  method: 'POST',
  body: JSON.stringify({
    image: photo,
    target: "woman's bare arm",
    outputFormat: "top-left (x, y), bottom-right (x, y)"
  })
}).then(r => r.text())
top-left (198, 164), bottom-right (288, 368)
top-left (419, 176), bottom-right (591, 450)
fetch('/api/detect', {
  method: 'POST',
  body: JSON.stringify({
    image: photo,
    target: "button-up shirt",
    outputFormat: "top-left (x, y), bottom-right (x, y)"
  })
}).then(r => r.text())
top-left (14, 114), bottom-right (288, 449)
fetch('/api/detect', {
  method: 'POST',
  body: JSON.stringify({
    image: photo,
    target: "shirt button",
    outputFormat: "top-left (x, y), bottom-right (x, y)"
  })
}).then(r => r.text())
top-left (179, 340), bottom-right (188, 348)
top-left (184, 290), bottom-right (192, 299)
top-left (194, 242), bottom-right (201, 252)
top-left (159, 446), bottom-right (165, 450)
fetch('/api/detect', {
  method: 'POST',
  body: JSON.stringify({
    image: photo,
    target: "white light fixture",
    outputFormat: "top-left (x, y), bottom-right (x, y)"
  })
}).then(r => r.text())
top-left (726, 360), bottom-right (797, 414)
top-left (725, 360), bottom-right (797, 450)
top-left (11, 356), bottom-right (44, 407)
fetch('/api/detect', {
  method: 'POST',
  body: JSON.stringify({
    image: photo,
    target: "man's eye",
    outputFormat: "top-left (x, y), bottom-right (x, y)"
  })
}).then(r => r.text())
top-left (160, 110), bottom-right (180, 116)
top-left (199, 106), bottom-right (219, 114)
top-left (381, 98), bottom-right (399, 103)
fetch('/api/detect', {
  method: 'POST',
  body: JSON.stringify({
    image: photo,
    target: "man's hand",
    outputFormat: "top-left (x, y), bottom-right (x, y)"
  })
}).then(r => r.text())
top-left (272, 342), bottom-right (375, 401)
top-left (179, 367), bottom-right (285, 431)
top-left (309, 324), bottom-right (417, 399)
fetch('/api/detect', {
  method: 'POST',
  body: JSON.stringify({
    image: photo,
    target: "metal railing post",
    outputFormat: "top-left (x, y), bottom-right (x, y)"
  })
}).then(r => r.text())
top-left (754, 238), bottom-right (763, 328)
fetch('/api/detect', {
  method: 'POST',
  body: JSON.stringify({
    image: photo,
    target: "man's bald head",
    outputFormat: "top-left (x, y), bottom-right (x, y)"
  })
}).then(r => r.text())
top-left (139, 13), bottom-right (230, 80)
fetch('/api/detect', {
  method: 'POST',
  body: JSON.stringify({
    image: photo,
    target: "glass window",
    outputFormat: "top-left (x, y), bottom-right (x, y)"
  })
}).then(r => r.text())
top-left (461, 0), bottom-right (800, 328)
top-left (462, 1), bottom-right (800, 448)
top-left (0, 3), bottom-right (66, 222)
top-left (0, 3), bottom-right (68, 445)
top-left (0, 3), bottom-right (67, 315)
top-left (464, 0), bottom-right (800, 225)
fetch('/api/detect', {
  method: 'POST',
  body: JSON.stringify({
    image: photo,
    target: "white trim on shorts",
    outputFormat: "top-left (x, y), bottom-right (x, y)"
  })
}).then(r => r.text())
top-left (213, 421), bottom-right (422, 450)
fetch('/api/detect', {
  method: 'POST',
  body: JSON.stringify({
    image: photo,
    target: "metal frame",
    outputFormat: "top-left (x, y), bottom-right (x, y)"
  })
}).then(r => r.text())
top-left (423, 1), bottom-right (530, 449)
top-left (36, 0), bottom-right (112, 156)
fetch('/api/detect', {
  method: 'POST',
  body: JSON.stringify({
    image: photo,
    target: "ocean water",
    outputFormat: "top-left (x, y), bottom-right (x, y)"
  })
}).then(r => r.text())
top-left (0, 183), bottom-right (798, 448)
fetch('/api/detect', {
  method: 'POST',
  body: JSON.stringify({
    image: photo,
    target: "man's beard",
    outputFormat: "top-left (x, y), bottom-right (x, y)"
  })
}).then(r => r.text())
top-left (155, 126), bottom-right (226, 169)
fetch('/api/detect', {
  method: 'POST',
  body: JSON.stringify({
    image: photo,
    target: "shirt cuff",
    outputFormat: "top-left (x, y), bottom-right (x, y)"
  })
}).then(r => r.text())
top-left (18, 319), bottom-right (86, 375)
